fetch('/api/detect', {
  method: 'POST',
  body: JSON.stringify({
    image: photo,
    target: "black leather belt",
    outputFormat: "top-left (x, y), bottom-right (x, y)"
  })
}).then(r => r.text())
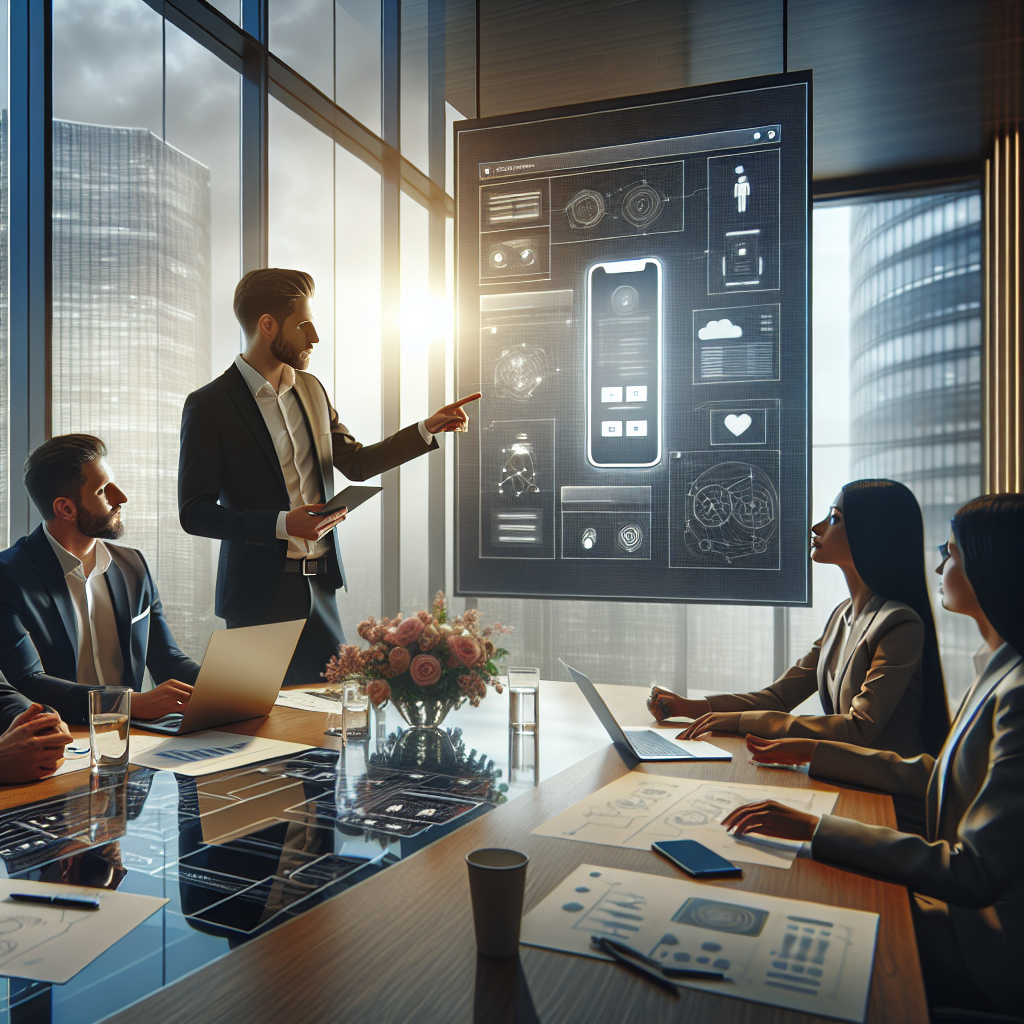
top-left (284, 557), bottom-right (329, 576)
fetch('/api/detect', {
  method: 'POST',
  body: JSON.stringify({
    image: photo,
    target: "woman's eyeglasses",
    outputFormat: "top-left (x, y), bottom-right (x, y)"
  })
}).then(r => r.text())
top-left (937, 541), bottom-right (951, 565)
top-left (827, 508), bottom-right (841, 526)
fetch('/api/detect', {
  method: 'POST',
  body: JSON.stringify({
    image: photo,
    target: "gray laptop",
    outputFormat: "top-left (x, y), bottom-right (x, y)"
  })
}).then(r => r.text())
top-left (133, 619), bottom-right (306, 735)
top-left (561, 660), bottom-right (732, 762)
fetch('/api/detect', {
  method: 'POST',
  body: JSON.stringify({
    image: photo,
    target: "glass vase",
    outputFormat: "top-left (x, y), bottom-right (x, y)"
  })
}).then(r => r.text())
top-left (388, 693), bottom-right (461, 768)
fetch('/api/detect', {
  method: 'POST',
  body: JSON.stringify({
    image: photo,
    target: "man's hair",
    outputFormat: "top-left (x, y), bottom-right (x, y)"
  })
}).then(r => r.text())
top-left (24, 434), bottom-right (108, 521)
top-left (232, 268), bottom-right (315, 338)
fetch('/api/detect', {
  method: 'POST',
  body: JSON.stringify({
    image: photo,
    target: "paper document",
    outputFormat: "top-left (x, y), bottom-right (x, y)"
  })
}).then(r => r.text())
top-left (531, 771), bottom-right (839, 868)
top-left (275, 687), bottom-right (343, 714)
top-left (521, 864), bottom-right (877, 1023)
top-left (129, 732), bottom-right (312, 777)
top-left (0, 879), bottom-right (167, 984)
top-left (48, 746), bottom-right (92, 778)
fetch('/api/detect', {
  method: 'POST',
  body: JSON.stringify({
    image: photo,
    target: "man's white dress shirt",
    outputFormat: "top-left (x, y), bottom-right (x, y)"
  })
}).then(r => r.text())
top-left (44, 524), bottom-right (124, 688)
top-left (233, 354), bottom-right (433, 561)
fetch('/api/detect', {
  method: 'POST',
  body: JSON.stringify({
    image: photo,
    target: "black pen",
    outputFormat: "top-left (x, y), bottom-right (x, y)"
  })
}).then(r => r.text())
top-left (594, 936), bottom-right (728, 982)
top-left (592, 936), bottom-right (679, 995)
top-left (9, 892), bottom-right (100, 910)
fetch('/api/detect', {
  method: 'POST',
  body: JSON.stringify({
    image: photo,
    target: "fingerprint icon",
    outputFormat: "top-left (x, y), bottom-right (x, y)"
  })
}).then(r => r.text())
top-left (617, 524), bottom-right (644, 553)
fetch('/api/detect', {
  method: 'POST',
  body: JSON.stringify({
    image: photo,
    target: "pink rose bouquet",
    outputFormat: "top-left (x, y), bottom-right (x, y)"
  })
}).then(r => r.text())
top-left (410, 654), bottom-right (442, 687)
top-left (323, 592), bottom-right (510, 714)
top-left (365, 679), bottom-right (391, 706)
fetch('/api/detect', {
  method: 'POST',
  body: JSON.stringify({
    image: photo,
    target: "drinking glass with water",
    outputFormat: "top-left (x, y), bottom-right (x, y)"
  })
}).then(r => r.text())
top-left (89, 688), bottom-right (131, 772)
top-left (508, 667), bottom-right (540, 732)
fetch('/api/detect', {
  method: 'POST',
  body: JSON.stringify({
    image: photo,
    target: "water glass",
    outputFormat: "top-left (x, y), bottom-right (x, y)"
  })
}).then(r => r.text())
top-left (324, 689), bottom-right (346, 737)
top-left (508, 667), bottom-right (540, 732)
top-left (89, 688), bottom-right (131, 773)
top-left (508, 728), bottom-right (539, 787)
top-left (343, 683), bottom-right (370, 741)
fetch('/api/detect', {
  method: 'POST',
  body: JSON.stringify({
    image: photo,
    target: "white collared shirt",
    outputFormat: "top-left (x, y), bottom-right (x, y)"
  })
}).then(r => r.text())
top-left (233, 354), bottom-right (434, 560)
top-left (44, 525), bottom-right (125, 688)
top-left (234, 354), bottom-right (329, 559)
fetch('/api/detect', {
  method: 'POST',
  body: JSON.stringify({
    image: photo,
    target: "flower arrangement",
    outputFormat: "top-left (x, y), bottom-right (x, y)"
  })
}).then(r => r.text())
top-left (323, 592), bottom-right (510, 714)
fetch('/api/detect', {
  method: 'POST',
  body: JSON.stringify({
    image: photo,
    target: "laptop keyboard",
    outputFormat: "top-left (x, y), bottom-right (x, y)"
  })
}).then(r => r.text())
top-left (627, 730), bottom-right (691, 757)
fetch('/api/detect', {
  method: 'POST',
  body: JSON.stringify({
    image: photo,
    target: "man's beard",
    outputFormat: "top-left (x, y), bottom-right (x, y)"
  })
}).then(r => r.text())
top-left (76, 506), bottom-right (124, 541)
top-left (270, 330), bottom-right (310, 370)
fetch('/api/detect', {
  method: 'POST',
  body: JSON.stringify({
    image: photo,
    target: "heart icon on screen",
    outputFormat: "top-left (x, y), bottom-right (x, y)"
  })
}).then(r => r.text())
top-left (724, 413), bottom-right (753, 436)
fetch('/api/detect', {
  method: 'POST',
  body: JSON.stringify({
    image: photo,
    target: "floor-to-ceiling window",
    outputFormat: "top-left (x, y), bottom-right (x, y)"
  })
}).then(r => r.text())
top-left (12, 2), bottom-right (984, 706)
top-left (51, 0), bottom-right (241, 660)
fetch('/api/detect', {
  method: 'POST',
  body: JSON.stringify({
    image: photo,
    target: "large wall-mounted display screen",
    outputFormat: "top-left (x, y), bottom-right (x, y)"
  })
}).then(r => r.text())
top-left (455, 74), bottom-right (811, 605)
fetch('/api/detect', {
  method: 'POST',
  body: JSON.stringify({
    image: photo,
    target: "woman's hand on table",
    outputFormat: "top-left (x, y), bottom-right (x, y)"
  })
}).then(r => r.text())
top-left (721, 799), bottom-right (821, 841)
top-left (677, 710), bottom-right (743, 739)
top-left (647, 686), bottom-right (711, 723)
top-left (746, 735), bottom-right (818, 766)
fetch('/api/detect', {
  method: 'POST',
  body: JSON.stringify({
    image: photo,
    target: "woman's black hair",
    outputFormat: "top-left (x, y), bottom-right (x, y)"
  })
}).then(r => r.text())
top-left (951, 493), bottom-right (1024, 657)
top-left (841, 479), bottom-right (949, 755)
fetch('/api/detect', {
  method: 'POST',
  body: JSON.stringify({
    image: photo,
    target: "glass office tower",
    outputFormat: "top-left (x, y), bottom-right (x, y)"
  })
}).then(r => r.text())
top-left (848, 191), bottom-right (982, 699)
top-left (51, 120), bottom-right (216, 660)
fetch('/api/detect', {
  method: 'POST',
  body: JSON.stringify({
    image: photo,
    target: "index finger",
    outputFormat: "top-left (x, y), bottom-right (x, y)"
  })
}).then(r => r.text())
top-left (449, 392), bottom-right (482, 409)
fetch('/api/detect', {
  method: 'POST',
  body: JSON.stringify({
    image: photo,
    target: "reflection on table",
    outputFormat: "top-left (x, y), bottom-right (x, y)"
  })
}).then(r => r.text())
top-left (0, 728), bottom-right (510, 1022)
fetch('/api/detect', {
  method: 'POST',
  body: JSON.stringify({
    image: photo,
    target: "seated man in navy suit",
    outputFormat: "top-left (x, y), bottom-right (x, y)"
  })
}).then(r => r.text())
top-left (0, 434), bottom-right (200, 724)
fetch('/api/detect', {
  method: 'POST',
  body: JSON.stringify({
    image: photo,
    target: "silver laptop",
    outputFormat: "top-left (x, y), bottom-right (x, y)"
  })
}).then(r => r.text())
top-left (133, 619), bottom-right (306, 735)
top-left (561, 660), bottom-right (732, 762)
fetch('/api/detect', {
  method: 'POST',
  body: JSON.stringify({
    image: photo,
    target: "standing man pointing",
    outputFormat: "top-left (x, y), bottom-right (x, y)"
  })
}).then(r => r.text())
top-left (178, 268), bottom-right (479, 684)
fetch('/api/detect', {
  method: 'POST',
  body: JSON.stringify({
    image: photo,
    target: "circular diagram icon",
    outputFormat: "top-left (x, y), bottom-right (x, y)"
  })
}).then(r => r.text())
top-left (566, 189), bottom-right (606, 229)
top-left (617, 524), bottom-right (644, 553)
top-left (692, 483), bottom-right (733, 528)
top-left (690, 902), bottom-right (761, 934)
top-left (621, 182), bottom-right (663, 229)
top-left (684, 461), bottom-right (778, 565)
top-left (488, 244), bottom-right (509, 270)
top-left (515, 245), bottom-right (536, 267)
top-left (611, 285), bottom-right (638, 315)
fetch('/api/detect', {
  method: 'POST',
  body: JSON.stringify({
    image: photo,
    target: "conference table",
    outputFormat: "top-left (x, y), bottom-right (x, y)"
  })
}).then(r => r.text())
top-left (0, 680), bottom-right (927, 1024)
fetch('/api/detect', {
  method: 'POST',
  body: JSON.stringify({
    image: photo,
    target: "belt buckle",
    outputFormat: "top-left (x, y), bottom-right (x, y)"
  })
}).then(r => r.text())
top-left (302, 558), bottom-right (317, 577)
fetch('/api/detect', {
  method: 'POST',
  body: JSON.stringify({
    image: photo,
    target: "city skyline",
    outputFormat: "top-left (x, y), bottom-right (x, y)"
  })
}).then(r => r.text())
top-left (51, 117), bottom-right (218, 662)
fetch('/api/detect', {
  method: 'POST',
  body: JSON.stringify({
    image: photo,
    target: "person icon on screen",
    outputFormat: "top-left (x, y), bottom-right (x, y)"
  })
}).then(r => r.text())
top-left (733, 165), bottom-right (751, 214)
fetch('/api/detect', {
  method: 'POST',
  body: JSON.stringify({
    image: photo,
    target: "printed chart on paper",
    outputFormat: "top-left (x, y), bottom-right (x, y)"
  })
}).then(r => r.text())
top-left (531, 771), bottom-right (838, 868)
top-left (521, 863), bottom-right (878, 1023)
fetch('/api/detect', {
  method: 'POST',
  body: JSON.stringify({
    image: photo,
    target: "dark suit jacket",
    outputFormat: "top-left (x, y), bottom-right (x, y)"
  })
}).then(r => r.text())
top-left (705, 596), bottom-right (927, 756)
top-left (0, 676), bottom-right (31, 732)
top-left (0, 526), bottom-right (200, 724)
top-left (178, 363), bottom-right (436, 626)
top-left (807, 644), bottom-right (1024, 1014)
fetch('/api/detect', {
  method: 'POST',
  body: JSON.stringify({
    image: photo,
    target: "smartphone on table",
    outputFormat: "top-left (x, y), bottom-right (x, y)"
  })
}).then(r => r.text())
top-left (651, 839), bottom-right (742, 879)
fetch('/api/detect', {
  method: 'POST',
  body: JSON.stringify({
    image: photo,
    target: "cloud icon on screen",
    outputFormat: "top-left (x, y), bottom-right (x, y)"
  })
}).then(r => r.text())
top-left (698, 319), bottom-right (743, 340)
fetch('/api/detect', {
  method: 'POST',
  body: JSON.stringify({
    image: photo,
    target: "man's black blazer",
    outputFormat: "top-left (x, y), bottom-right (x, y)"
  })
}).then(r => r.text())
top-left (0, 526), bottom-right (200, 724)
top-left (178, 362), bottom-right (435, 627)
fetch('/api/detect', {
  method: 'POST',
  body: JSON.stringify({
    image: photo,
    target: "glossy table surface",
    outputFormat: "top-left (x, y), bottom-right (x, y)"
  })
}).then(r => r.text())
top-left (0, 682), bottom-right (927, 1024)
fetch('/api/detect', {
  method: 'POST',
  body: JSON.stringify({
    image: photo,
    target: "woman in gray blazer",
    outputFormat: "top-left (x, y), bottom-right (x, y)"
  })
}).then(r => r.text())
top-left (723, 493), bottom-right (1024, 1015)
top-left (652, 480), bottom-right (949, 757)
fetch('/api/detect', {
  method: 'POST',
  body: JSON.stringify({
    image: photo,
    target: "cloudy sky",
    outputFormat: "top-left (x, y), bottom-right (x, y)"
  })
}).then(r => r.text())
top-left (50, 0), bottom-right (396, 381)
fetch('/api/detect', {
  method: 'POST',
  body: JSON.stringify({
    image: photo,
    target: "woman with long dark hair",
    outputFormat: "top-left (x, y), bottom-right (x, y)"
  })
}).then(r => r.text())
top-left (650, 479), bottom-right (949, 757)
top-left (722, 493), bottom-right (1024, 1015)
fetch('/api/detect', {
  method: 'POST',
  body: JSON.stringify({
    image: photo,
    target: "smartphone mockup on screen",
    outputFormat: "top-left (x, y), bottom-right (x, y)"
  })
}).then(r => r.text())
top-left (651, 839), bottom-right (742, 879)
top-left (586, 258), bottom-right (662, 468)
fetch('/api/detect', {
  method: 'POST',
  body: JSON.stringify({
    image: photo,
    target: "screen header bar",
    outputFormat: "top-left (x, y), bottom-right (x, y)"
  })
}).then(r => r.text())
top-left (478, 125), bottom-right (782, 181)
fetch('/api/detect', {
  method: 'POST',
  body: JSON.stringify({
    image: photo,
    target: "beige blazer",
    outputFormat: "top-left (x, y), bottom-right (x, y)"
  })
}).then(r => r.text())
top-left (705, 596), bottom-right (927, 755)
top-left (808, 644), bottom-right (1024, 1014)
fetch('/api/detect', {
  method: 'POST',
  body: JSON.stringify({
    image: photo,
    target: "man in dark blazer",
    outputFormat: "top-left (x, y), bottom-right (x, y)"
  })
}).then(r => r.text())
top-left (178, 268), bottom-right (478, 685)
top-left (0, 435), bottom-right (200, 724)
